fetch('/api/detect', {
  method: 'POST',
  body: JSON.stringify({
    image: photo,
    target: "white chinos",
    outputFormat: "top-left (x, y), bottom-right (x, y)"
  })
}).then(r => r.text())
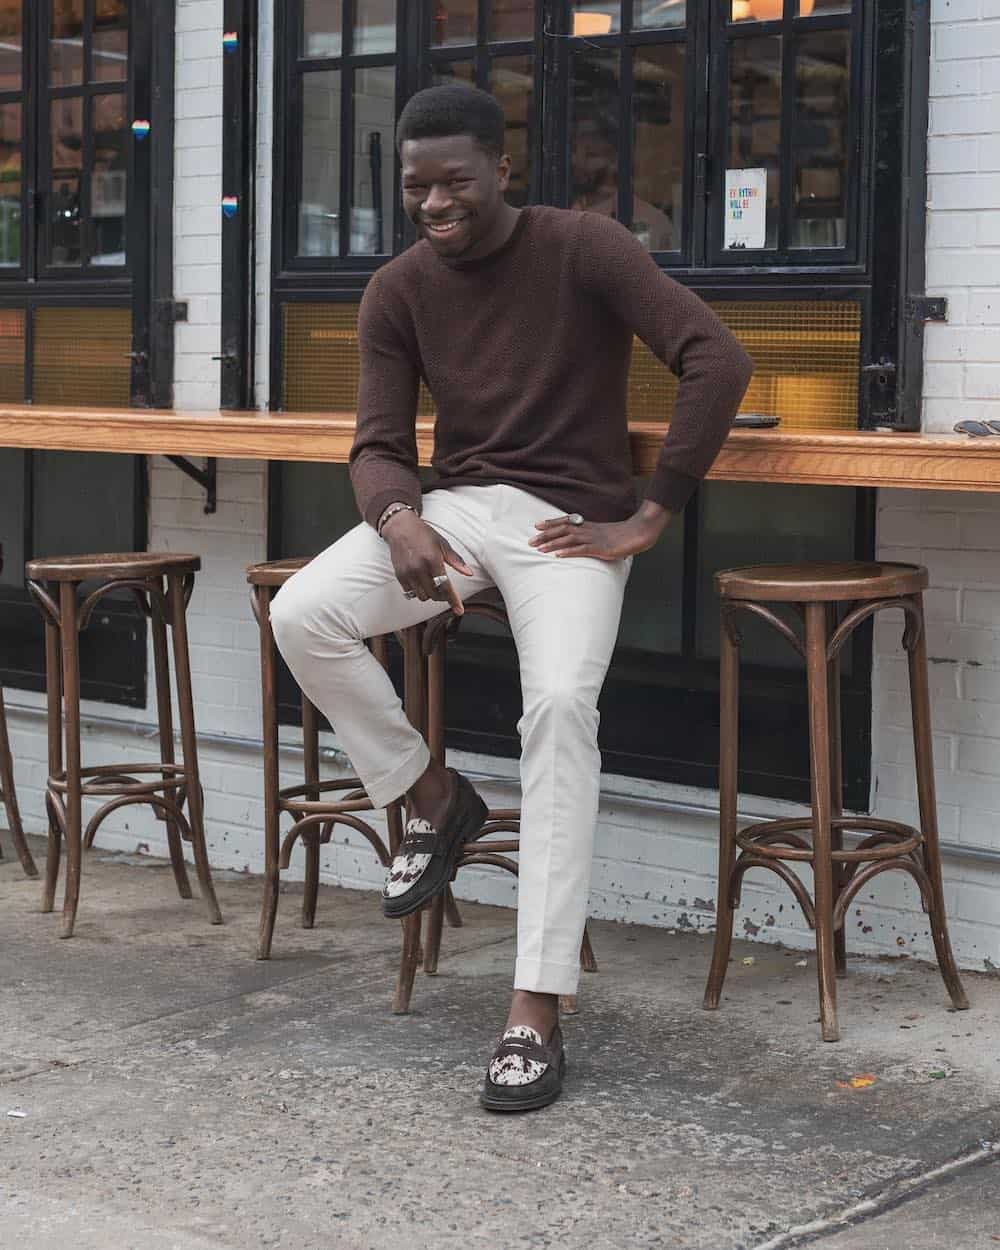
top-left (269, 484), bottom-right (630, 996)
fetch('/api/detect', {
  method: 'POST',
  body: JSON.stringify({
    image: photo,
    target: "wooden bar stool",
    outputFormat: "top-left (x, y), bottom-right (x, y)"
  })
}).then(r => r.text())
top-left (26, 553), bottom-right (222, 938)
top-left (0, 544), bottom-right (36, 878)
top-left (703, 561), bottom-right (968, 1041)
top-left (248, 558), bottom-right (431, 1014)
top-left (418, 592), bottom-right (598, 1014)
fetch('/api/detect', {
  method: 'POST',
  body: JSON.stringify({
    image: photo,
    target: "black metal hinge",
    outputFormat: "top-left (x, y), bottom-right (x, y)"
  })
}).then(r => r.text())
top-left (905, 296), bottom-right (948, 323)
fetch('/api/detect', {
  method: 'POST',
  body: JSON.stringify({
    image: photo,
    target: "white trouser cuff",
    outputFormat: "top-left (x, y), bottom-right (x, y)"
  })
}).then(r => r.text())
top-left (514, 957), bottom-right (581, 997)
top-left (364, 738), bottom-right (431, 811)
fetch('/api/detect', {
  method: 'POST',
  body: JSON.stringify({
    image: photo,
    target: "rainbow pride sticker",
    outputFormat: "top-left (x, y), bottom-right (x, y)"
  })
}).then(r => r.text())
top-left (223, 30), bottom-right (239, 52)
top-left (131, 119), bottom-right (151, 140)
top-left (222, 196), bottom-right (239, 218)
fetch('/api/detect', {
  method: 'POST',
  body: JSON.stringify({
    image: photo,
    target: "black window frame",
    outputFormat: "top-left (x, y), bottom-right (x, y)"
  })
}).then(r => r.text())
top-left (0, 0), bottom-right (178, 708)
top-left (266, 0), bottom-right (929, 807)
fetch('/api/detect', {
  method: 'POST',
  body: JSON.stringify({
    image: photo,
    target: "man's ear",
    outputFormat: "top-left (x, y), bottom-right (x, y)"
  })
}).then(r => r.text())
top-left (496, 153), bottom-right (512, 192)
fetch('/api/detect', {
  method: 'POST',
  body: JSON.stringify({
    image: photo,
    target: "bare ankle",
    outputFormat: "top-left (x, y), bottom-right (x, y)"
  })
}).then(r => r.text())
top-left (407, 759), bottom-right (453, 825)
top-left (505, 990), bottom-right (559, 1040)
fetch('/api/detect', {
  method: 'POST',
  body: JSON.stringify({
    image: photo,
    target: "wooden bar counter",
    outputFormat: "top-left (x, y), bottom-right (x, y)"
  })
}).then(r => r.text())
top-left (0, 405), bottom-right (998, 492)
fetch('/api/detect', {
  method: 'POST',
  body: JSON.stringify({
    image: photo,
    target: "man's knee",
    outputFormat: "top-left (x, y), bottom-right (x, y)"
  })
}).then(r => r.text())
top-left (269, 577), bottom-right (353, 664)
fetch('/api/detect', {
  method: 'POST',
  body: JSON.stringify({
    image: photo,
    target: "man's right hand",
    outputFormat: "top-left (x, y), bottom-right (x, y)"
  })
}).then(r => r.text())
top-left (381, 509), bottom-right (473, 616)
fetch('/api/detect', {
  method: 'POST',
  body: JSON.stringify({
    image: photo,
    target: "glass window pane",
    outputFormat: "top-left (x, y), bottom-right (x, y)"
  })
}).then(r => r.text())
top-left (634, 0), bottom-right (686, 30)
top-left (632, 44), bottom-right (683, 251)
top-left (355, 0), bottom-right (396, 54)
top-left (0, 102), bottom-right (20, 267)
top-left (490, 56), bottom-right (534, 207)
top-left (299, 69), bottom-right (341, 256)
top-left (50, 96), bottom-right (83, 265)
top-left (571, 3), bottom-right (620, 35)
top-left (302, 0), bottom-right (341, 58)
top-left (0, 307), bottom-right (24, 401)
top-left (92, 93), bottom-right (127, 264)
top-left (51, 0), bottom-right (84, 86)
top-left (696, 482), bottom-right (857, 668)
top-left (802, 0), bottom-right (851, 14)
top-left (731, 0), bottom-right (784, 19)
top-left (432, 61), bottom-right (475, 86)
top-left (490, 0), bottom-right (535, 41)
top-left (32, 306), bottom-right (131, 406)
top-left (569, 48), bottom-right (621, 221)
top-left (429, 0), bottom-right (476, 47)
top-left (93, 0), bottom-right (128, 83)
top-left (792, 30), bottom-right (849, 249)
top-left (727, 36), bottom-right (780, 250)
top-left (351, 66), bottom-right (394, 255)
top-left (0, 0), bottom-right (22, 91)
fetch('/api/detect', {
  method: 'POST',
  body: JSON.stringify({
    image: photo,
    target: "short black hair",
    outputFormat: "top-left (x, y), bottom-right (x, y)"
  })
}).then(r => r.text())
top-left (396, 84), bottom-right (505, 158)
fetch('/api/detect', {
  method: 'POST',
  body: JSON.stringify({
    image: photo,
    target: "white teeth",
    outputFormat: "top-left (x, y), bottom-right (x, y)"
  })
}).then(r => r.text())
top-left (427, 221), bottom-right (461, 233)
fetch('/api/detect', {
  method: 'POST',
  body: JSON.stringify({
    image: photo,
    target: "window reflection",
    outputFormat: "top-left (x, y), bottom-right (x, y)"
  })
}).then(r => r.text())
top-left (302, 0), bottom-right (342, 58)
top-left (490, 56), bottom-right (534, 206)
top-left (792, 30), bottom-right (849, 248)
top-left (92, 93), bottom-right (126, 264)
top-left (570, 49), bottom-right (621, 221)
top-left (50, 97), bottom-right (83, 265)
top-left (490, 0), bottom-right (535, 41)
top-left (571, 3), bottom-right (619, 35)
top-left (634, 0), bottom-right (686, 29)
top-left (429, 0), bottom-right (477, 47)
top-left (727, 36), bottom-right (781, 249)
top-left (0, 0), bottom-right (21, 91)
top-left (632, 44), bottom-right (684, 250)
top-left (93, 0), bottom-right (128, 83)
top-left (355, 0), bottom-right (396, 54)
top-left (50, 0), bottom-right (84, 86)
top-left (0, 103), bottom-right (19, 266)
top-left (299, 70), bottom-right (341, 256)
top-left (351, 66), bottom-right (394, 254)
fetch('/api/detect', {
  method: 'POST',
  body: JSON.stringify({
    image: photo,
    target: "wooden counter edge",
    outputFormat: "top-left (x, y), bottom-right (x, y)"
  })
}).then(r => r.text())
top-left (0, 407), bottom-right (997, 492)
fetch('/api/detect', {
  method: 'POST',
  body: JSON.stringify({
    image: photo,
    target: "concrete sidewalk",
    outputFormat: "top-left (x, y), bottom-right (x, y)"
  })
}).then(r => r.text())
top-left (2, 835), bottom-right (998, 1250)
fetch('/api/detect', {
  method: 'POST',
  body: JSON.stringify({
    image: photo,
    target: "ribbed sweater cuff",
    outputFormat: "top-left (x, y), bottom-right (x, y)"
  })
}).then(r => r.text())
top-left (362, 487), bottom-right (423, 532)
top-left (645, 467), bottom-right (701, 514)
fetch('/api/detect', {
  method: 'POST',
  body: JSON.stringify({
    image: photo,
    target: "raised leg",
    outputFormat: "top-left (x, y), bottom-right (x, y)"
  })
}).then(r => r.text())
top-left (0, 684), bottom-right (37, 877)
top-left (907, 596), bottom-right (968, 1010)
top-left (301, 693), bottom-right (321, 929)
top-left (826, 604), bottom-right (847, 978)
top-left (805, 602), bottom-right (839, 1042)
top-left (704, 608), bottom-right (741, 1010)
top-left (167, 572), bottom-right (223, 926)
top-left (150, 588), bottom-right (192, 899)
top-left (42, 618), bottom-right (63, 913)
top-left (256, 585), bottom-right (281, 958)
top-left (59, 581), bottom-right (83, 939)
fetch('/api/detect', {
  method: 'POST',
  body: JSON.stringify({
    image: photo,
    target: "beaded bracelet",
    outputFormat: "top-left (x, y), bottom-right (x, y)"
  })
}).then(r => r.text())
top-left (376, 501), bottom-right (416, 538)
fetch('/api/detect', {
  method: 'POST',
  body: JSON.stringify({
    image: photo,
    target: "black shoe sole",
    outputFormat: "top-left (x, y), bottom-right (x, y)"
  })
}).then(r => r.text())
top-left (480, 1054), bottom-right (567, 1113)
top-left (381, 774), bottom-right (487, 920)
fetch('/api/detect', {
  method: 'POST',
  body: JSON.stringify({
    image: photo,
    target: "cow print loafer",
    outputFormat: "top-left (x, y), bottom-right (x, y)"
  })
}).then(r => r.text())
top-left (380, 769), bottom-right (487, 920)
top-left (480, 1024), bottom-right (566, 1113)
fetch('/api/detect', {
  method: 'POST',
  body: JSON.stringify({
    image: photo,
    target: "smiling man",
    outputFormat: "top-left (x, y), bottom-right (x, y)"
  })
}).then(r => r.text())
top-left (271, 84), bottom-right (752, 1113)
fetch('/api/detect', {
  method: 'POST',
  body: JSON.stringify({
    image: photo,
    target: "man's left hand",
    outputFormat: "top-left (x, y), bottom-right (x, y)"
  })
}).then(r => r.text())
top-left (530, 502), bottom-right (671, 561)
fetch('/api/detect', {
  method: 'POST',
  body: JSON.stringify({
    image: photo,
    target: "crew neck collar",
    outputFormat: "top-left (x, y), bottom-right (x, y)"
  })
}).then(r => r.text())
top-left (435, 206), bottom-right (531, 272)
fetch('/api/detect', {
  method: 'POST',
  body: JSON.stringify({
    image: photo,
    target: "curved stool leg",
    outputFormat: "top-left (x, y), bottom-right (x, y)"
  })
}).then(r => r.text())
top-left (393, 913), bottom-right (422, 1015)
top-left (256, 586), bottom-right (280, 959)
top-left (805, 603), bottom-right (839, 1042)
top-left (0, 685), bottom-right (37, 877)
top-left (301, 695), bottom-right (321, 929)
top-left (167, 573), bottom-right (222, 926)
top-left (59, 582), bottom-right (83, 939)
top-left (41, 620), bottom-right (62, 912)
top-left (908, 600), bottom-right (968, 1010)
top-left (423, 895), bottom-right (445, 975)
top-left (704, 616), bottom-right (740, 1010)
top-left (150, 593), bottom-right (192, 900)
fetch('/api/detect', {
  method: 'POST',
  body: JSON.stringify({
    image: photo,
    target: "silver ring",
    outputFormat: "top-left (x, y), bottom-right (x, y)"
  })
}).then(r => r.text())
top-left (432, 574), bottom-right (449, 588)
top-left (566, 513), bottom-right (585, 527)
top-left (403, 589), bottom-right (417, 599)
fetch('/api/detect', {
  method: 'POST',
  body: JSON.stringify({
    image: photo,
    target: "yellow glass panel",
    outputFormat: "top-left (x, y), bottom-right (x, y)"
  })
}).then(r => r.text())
top-left (283, 302), bottom-right (434, 414)
top-left (33, 306), bottom-right (130, 405)
top-left (284, 299), bottom-right (859, 433)
top-left (0, 307), bottom-right (24, 401)
top-left (629, 298), bottom-right (861, 431)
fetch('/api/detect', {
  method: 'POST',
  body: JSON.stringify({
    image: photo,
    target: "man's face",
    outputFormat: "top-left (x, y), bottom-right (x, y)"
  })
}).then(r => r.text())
top-left (400, 133), bottom-right (511, 260)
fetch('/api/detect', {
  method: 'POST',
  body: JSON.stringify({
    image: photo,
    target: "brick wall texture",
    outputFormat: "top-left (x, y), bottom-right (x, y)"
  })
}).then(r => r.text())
top-left (3, 0), bottom-right (998, 977)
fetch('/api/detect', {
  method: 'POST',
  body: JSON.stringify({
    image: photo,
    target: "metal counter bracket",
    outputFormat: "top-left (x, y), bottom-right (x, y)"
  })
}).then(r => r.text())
top-left (165, 455), bottom-right (217, 513)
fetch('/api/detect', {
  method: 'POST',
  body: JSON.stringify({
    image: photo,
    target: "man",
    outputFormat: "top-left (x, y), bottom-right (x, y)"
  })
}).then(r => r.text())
top-left (271, 84), bottom-right (752, 1112)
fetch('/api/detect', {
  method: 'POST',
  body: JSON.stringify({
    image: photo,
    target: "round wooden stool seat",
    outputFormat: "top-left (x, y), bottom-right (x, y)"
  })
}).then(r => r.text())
top-left (26, 551), bottom-right (201, 582)
top-left (716, 560), bottom-right (927, 603)
top-left (246, 557), bottom-right (309, 587)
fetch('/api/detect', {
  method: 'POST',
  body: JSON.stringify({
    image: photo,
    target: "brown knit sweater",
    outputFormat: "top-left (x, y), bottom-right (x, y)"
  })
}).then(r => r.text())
top-left (350, 205), bottom-right (752, 528)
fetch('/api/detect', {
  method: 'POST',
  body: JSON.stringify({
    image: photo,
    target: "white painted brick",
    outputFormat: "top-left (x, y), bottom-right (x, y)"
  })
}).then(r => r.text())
top-left (926, 209), bottom-right (975, 248)
top-left (923, 323), bottom-right (1000, 360)
top-left (176, 87), bottom-right (223, 121)
top-left (932, 0), bottom-right (982, 22)
top-left (964, 666), bottom-right (1000, 700)
top-left (968, 290), bottom-right (1000, 321)
top-left (174, 119), bottom-right (220, 151)
top-left (175, 264), bottom-right (222, 296)
top-left (177, 145), bottom-right (223, 179)
top-left (936, 22), bottom-right (1000, 58)
top-left (964, 588), bottom-right (1000, 623)
top-left (957, 736), bottom-right (1000, 774)
top-left (925, 246), bottom-right (1000, 285)
top-left (930, 58), bottom-right (979, 95)
top-left (176, 56), bottom-right (223, 91)
top-left (965, 364), bottom-right (1000, 397)
top-left (177, 29), bottom-right (221, 62)
top-left (928, 135), bottom-right (980, 172)
top-left (876, 506), bottom-right (961, 546)
top-left (983, 57), bottom-right (1000, 90)
top-left (174, 174), bottom-right (220, 209)
top-left (977, 211), bottom-right (1000, 244)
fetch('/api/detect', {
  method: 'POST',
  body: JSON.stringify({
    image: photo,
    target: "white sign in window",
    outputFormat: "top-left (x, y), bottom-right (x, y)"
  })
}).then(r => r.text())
top-left (724, 168), bottom-right (767, 251)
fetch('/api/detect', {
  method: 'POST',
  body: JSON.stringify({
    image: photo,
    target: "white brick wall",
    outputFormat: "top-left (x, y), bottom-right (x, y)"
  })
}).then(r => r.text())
top-left (4, 0), bottom-right (1000, 980)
